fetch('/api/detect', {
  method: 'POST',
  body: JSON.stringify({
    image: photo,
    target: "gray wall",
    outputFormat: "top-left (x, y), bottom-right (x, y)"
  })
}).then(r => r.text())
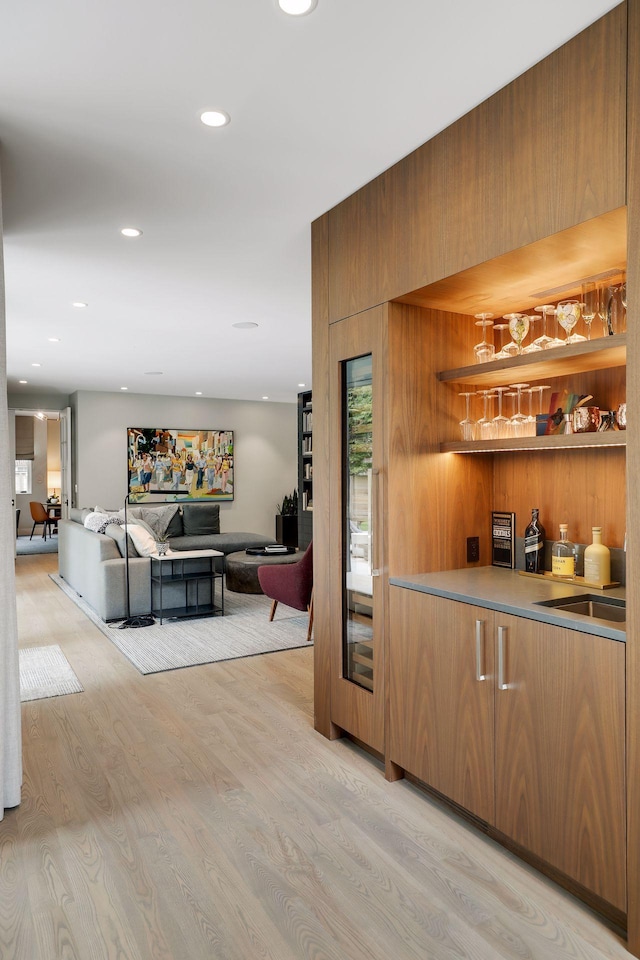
top-left (71, 391), bottom-right (297, 538)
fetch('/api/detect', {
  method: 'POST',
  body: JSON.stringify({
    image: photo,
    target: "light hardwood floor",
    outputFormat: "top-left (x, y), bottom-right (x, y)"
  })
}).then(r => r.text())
top-left (2, 553), bottom-right (632, 960)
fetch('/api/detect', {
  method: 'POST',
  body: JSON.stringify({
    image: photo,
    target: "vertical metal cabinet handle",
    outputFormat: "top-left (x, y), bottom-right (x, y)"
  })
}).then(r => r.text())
top-left (371, 468), bottom-right (381, 577)
top-left (497, 626), bottom-right (508, 690)
top-left (475, 619), bottom-right (486, 681)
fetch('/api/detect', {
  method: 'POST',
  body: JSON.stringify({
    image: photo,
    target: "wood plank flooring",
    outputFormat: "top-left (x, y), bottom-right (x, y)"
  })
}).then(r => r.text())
top-left (2, 554), bottom-right (633, 959)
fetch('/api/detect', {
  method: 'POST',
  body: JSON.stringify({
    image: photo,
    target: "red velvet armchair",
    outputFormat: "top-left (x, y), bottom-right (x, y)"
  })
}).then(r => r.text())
top-left (257, 542), bottom-right (313, 642)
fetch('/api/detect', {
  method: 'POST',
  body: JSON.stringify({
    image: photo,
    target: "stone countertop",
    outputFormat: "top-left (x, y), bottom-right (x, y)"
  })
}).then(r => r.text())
top-left (389, 566), bottom-right (626, 643)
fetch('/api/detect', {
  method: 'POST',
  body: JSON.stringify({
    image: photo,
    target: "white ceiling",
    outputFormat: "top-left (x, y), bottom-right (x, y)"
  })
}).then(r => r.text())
top-left (0, 0), bottom-right (618, 404)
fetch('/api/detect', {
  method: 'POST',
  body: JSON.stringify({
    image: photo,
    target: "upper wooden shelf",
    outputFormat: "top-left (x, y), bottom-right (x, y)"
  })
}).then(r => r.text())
top-left (437, 334), bottom-right (626, 388)
top-left (441, 431), bottom-right (626, 454)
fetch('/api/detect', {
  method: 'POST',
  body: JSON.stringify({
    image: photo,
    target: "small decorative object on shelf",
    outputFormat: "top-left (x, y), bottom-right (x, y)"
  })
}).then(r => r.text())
top-left (524, 508), bottom-right (545, 573)
top-left (584, 526), bottom-right (611, 585)
top-left (492, 511), bottom-right (515, 568)
top-left (551, 524), bottom-right (576, 579)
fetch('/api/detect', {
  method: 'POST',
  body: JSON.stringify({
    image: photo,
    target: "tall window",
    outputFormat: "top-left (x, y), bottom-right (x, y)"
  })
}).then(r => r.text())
top-left (15, 460), bottom-right (32, 494)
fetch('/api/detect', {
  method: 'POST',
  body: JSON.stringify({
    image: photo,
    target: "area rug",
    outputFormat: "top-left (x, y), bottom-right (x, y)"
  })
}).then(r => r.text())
top-left (17, 535), bottom-right (58, 555)
top-left (50, 574), bottom-right (313, 675)
top-left (19, 644), bottom-right (84, 702)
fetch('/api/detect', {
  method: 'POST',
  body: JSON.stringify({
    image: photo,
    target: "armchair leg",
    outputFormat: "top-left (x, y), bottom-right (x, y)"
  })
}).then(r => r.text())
top-left (306, 588), bottom-right (314, 642)
top-left (269, 599), bottom-right (278, 622)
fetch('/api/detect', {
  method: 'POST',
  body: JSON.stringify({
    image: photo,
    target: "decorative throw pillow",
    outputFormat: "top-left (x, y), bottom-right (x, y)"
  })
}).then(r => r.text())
top-left (84, 511), bottom-right (110, 533)
top-left (182, 503), bottom-right (220, 536)
top-left (126, 504), bottom-right (179, 538)
top-left (124, 523), bottom-right (159, 557)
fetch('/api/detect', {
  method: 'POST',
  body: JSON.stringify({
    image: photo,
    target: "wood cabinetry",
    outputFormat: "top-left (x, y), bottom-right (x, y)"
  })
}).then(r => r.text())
top-left (388, 586), bottom-right (626, 912)
top-left (388, 589), bottom-right (495, 823)
top-left (494, 611), bottom-right (626, 911)
top-left (312, 1), bottom-right (639, 947)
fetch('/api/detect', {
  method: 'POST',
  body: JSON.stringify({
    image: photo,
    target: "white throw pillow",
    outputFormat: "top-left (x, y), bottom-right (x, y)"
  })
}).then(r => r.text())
top-left (124, 523), bottom-right (160, 557)
top-left (84, 511), bottom-right (111, 534)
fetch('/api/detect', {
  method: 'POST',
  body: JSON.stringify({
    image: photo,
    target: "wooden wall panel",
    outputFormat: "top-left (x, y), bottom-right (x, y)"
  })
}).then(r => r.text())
top-left (326, 7), bottom-right (627, 325)
top-left (311, 213), bottom-right (337, 739)
top-left (327, 170), bottom-right (396, 324)
top-left (627, 0), bottom-right (640, 951)
top-left (387, 304), bottom-right (494, 574)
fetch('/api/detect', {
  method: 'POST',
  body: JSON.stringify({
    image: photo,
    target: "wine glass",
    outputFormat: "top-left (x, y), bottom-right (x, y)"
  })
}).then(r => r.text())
top-left (476, 390), bottom-right (495, 440)
top-left (473, 314), bottom-right (495, 363)
top-left (459, 392), bottom-right (476, 441)
top-left (509, 383), bottom-right (529, 436)
top-left (533, 304), bottom-right (556, 349)
top-left (522, 316), bottom-right (542, 353)
top-left (609, 282), bottom-right (626, 334)
top-left (620, 273), bottom-right (627, 330)
top-left (505, 313), bottom-right (529, 355)
top-left (493, 323), bottom-right (513, 360)
top-left (530, 384), bottom-right (551, 435)
top-left (492, 386), bottom-right (510, 439)
top-left (581, 282), bottom-right (598, 341)
top-left (556, 300), bottom-right (586, 344)
top-left (522, 387), bottom-right (537, 436)
top-left (598, 283), bottom-right (615, 336)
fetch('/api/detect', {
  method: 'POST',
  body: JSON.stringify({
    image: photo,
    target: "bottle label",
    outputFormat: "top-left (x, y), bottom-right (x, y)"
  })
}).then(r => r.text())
top-left (524, 537), bottom-right (543, 554)
top-left (552, 556), bottom-right (575, 577)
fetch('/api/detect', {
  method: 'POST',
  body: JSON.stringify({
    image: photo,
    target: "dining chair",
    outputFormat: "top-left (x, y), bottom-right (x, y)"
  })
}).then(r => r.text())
top-left (29, 501), bottom-right (56, 540)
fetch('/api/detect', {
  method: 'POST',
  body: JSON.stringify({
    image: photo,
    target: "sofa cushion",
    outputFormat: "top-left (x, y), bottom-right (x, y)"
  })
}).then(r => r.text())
top-left (170, 532), bottom-right (272, 555)
top-left (105, 522), bottom-right (140, 558)
top-left (128, 503), bottom-right (180, 538)
top-left (84, 511), bottom-right (124, 535)
top-left (125, 523), bottom-right (158, 557)
top-left (181, 503), bottom-right (220, 536)
top-left (165, 508), bottom-right (184, 539)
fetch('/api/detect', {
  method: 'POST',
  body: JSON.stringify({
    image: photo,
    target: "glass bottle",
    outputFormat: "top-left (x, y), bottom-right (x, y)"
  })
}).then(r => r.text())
top-left (524, 508), bottom-right (546, 573)
top-left (583, 526), bottom-right (611, 585)
top-left (551, 524), bottom-right (575, 579)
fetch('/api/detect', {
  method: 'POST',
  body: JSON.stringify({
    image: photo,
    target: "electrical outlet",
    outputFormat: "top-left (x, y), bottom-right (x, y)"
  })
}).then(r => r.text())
top-left (467, 536), bottom-right (480, 563)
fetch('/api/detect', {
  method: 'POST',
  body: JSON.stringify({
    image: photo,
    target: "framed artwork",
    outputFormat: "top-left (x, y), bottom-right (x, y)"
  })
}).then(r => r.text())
top-left (127, 427), bottom-right (234, 501)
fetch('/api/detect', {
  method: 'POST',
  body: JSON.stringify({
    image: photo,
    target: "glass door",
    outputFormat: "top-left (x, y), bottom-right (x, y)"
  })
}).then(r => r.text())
top-left (343, 354), bottom-right (375, 690)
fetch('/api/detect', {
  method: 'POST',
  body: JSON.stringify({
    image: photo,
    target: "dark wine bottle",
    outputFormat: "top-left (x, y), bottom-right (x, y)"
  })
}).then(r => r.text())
top-left (524, 508), bottom-right (545, 573)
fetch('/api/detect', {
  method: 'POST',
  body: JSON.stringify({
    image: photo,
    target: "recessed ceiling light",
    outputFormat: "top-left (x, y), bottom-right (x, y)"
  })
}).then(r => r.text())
top-left (278, 0), bottom-right (317, 15)
top-left (19, 380), bottom-right (27, 384)
top-left (31, 362), bottom-right (41, 367)
top-left (72, 301), bottom-right (87, 308)
top-left (232, 321), bottom-right (259, 329)
top-left (195, 391), bottom-right (203, 396)
top-left (121, 227), bottom-right (142, 237)
top-left (120, 386), bottom-right (128, 391)
top-left (262, 396), bottom-right (269, 400)
top-left (48, 337), bottom-right (61, 342)
top-left (200, 110), bottom-right (230, 128)
top-left (144, 371), bottom-right (163, 376)
top-left (298, 382), bottom-right (306, 387)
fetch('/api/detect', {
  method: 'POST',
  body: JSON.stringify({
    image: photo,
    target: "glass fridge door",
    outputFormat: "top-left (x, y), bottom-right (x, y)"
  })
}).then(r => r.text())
top-left (342, 354), bottom-right (375, 691)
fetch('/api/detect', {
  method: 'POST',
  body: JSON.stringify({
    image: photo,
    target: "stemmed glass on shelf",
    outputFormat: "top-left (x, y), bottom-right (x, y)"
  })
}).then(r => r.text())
top-left (557, 300), bottom-right (586, 344)
top-left (505, 313), bottom-right (529, 355)
top-left (508, 383), bottom-right (530, 437)
top-left (494, 322), bottom-right (517, 359)
top-left (522, 315), bottom-right (542, 353)
top-left (473, 313), bottom-right (495, 363)
top-left (533, 304), bottom-right (556, 349)
top-left (459, 392), bottom-right (476, 441)
top-left (492, 387), bottom-right (510, 439)
top-left (581, 282), bottom-right (598, 341)
top-left (476, 390), bottom-right (496, 440)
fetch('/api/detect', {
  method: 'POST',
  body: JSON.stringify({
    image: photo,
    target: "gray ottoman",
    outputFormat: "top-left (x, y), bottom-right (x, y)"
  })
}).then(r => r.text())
top-left (225, 550), bottom-right (301, 594)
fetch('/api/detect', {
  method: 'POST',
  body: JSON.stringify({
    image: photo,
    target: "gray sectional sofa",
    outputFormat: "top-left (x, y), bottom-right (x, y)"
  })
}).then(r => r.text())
top-left (58, 501), bottom-right (273, 621)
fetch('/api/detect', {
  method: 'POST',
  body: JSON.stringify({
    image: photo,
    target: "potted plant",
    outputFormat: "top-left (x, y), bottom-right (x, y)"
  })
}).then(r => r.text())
top-left (155, 533), bottom-right (170, 556)
top-left (276, 490), bottom-right (298, 548)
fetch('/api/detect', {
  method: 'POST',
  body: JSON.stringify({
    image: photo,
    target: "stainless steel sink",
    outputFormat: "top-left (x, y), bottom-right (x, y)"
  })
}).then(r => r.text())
top-left (534, 594), bottom-right (626, 624)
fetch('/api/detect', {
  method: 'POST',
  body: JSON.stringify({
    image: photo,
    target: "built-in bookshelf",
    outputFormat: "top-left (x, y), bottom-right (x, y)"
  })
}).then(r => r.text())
top-left (298, 390), bottom-right (313, 550)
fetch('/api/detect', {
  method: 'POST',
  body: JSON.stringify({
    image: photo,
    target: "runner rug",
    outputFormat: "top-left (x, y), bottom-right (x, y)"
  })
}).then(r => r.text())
top-left (19, 644), bottom-right (84, 702)
top-left (50, 574), bottom-right (312, 675)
